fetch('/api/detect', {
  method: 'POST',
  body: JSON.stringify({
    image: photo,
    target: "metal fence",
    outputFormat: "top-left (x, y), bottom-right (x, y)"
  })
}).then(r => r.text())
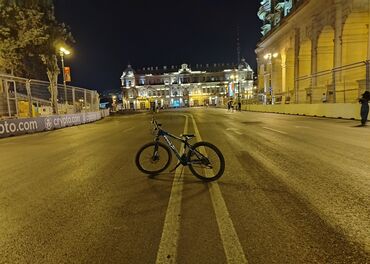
top-left (295, 61), bottom-right (368, 104)
top-left (0, 74), bottom-right (99, 119)
top-left (247, 61), bottom-right (369, 105)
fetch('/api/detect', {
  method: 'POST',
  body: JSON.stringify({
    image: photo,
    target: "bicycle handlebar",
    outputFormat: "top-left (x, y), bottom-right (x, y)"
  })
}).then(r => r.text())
top-left (151, 117), bottom-right (161, 130)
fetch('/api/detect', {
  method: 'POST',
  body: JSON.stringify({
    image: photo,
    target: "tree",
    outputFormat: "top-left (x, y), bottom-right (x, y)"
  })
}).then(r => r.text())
top-left (0, 3), bottom-right (48, 77)
top-left (0, 0), bottom-right (74, 113)
top-left (39, 13), bottom-right (74, 114)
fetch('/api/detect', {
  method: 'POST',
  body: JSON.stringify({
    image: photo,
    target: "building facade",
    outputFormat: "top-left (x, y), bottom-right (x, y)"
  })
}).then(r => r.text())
top-left (257, 0), bottom-right (370, 105)
top-left (120, 61), bottom-right (254, 110)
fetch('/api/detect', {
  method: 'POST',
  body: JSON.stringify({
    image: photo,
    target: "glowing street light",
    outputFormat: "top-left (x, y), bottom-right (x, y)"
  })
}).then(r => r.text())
top-left (59, 47), bottom-right (71, 105)
top-left (60, 47), bottom-right (70, 55)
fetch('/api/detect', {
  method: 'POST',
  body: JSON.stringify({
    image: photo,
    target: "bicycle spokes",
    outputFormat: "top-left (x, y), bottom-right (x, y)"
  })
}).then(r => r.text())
top-left (187, 142), bottom-right (225, 181)
top-left (136, 142), bottom-right (172, 174)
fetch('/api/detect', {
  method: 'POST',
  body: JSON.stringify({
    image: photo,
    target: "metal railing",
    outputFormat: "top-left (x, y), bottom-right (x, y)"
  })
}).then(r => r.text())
top-left (295, 61), bottom-right (368, 104)
top-left (0, 74), bottom-right (99, 119)
top-left (252, 61), bottom-right (369, 105)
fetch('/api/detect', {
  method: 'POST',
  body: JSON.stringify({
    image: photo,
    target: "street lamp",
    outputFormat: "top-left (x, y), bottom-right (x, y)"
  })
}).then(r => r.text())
top-left (59, 47), bottom-right (71, 105)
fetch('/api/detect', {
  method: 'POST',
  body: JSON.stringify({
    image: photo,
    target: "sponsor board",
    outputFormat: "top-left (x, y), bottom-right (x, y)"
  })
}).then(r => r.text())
top-left (0, 112), bottom-right (102, 139)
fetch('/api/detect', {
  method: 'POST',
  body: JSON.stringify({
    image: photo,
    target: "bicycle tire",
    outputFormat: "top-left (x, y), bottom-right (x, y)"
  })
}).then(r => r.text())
top-left (135, 141), bottom-right (172, 175)
top-left (187, 141), bottom-right (225, 181)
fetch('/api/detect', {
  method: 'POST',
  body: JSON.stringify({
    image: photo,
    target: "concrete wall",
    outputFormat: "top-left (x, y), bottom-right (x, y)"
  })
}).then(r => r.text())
top-left (242, 103), bottom-right (362, 119)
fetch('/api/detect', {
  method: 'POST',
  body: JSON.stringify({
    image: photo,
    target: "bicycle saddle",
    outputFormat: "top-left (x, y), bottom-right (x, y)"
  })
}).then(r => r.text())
top-left (181, 134), bottom-right (195, 138)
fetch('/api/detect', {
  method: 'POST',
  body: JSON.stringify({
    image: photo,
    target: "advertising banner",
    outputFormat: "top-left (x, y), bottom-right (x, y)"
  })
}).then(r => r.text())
top-left (64, 67), bottom-right (71, 82)
top-left (0, 112), bottom-right (102, 139)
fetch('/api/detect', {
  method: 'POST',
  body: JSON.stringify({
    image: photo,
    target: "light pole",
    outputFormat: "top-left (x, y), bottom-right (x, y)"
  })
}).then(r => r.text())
top-left (59, 47), bottom-right (70, 105)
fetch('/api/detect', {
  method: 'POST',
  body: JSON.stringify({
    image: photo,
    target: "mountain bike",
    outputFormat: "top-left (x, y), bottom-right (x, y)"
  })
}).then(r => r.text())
top-left (135, 117), bottom-right (225, 181)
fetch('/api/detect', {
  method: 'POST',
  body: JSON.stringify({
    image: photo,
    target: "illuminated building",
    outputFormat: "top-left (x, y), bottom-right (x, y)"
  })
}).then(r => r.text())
top-left (120, 61), bottom-right (254, 110)
top-left (256, 0), bottom-right (370, 105)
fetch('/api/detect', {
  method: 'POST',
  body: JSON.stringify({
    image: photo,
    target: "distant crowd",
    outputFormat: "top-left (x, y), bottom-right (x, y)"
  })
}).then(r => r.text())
top-left (227, 100), bottom-right (241, 112)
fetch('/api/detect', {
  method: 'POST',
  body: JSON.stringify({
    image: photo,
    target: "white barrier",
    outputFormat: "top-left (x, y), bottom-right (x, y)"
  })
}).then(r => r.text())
top-left (0, 111), bottom-right (109, 139)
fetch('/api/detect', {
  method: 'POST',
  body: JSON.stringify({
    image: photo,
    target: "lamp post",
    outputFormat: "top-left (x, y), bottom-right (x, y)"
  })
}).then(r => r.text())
top-left (59, 47), bottom-right (70, 105)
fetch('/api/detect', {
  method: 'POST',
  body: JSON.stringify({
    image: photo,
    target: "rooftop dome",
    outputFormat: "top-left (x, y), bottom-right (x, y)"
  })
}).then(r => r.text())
top-left (121, 64), bottom-right (135, 78)
top-left (238, 58), bottom-right (253, 71)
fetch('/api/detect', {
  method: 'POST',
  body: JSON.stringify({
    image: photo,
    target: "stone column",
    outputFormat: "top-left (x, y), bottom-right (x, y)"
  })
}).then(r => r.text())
top-left (281, 50), bottom-right (287, 93)
top-left (294, 28), bottom-right (300, 103)
top-left (311, 34), bottom-right (318, 86)
top-left (367, 1), bottom-right (370, 91)
top-left (310, 31), bottom-right (319, 104)
top-left (368, 0), bottom-right (370, 61)
top-left (333, 0), bottom-right (343, 102)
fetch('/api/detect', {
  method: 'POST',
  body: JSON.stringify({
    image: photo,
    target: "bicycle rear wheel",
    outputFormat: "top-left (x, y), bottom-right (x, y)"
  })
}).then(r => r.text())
top-left (187, 141), bottom-right (225, 181)
top-left (135, 142), bottom-right (172, 175)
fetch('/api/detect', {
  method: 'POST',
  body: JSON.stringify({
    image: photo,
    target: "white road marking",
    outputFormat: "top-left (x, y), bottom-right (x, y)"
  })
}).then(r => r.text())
top-left (191, 114), bottom-right (248, 264)
top-left (226, 128), bottom-right (243, 135)
top-left (122, 127), bottom-right (135, 133)
top-left (262, 127), bottom-right (287, 135)
top-left (156, 115), bottom-right (188, 264)
top-left (295, 126), bottom-right (310, 129)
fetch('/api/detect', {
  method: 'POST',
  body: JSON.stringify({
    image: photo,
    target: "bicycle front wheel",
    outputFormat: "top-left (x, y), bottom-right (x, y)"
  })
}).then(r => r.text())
top-left (135, 142), bottom-right (172, 175)
top-left (187, 141), bottom-right (225, 181)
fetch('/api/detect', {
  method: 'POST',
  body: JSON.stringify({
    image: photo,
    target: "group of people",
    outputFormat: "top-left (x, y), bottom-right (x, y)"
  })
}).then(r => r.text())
top-left (227, 100), bottom-right (242, 112)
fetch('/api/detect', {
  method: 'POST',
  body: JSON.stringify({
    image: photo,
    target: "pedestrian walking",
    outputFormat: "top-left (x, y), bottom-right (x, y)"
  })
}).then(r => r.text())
top-left (238, 101), bottom-right (241, 111)
top-left (232, 100), bottom-right (236, 112)
top-left (359, 91), bottom-right (370, 126)
top-left (322, 93), bottom-right (327, 103)
top-left (227, 100), bottom-right (231, 111)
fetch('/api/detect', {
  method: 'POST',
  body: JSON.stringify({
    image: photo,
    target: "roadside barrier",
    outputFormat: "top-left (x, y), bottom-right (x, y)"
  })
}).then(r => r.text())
top-left (0, 110), bottom-right (109, 139)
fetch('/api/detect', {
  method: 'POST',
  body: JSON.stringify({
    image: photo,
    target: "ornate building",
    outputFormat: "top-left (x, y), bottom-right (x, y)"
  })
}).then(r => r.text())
top-left (256, 0), bottom-right (370, 105)
top-left (120, 61), bottom-right (254, 110)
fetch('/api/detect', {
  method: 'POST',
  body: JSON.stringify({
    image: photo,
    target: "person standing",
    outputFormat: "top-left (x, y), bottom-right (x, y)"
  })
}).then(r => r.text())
top-left (238, 101), bottom-right (241, 111)
top-left (231, 100), bottom-right (235, 112)
top-left (322, 93), bottom-right (327, 103)
top-left (359, 91), bottom-right (370, 126)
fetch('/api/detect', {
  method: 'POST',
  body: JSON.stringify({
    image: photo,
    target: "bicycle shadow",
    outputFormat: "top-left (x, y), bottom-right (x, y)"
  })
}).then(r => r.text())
top-left (143, 171), bottom-right (210, 201)
top-left (146, 171), bottom-right (207, 184)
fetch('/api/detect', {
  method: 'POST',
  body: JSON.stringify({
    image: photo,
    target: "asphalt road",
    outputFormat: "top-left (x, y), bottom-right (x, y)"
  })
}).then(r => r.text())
top-left (0, 108), bottom-right (369, 264)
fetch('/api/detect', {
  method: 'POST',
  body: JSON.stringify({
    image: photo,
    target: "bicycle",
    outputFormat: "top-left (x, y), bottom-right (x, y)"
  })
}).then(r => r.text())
top-left (135, 117), bottom-right (225, 181)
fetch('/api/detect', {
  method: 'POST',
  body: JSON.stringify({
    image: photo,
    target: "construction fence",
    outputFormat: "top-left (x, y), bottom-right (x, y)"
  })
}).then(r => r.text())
top-left (0, 73), bottom-right (100, 119)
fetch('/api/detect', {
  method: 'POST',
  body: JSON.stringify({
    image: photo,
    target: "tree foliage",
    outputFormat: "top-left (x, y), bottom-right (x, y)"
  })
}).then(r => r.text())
top-left (0, 0), bottom-right (74, 80)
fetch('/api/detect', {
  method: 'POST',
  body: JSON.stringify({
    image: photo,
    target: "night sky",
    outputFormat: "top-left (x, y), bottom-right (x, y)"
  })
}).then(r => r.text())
top-left (54, 1), bottom-right (261, 93)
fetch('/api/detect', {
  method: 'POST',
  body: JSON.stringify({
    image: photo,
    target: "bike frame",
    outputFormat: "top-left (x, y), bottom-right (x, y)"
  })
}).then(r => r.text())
top-left (152, 119), bottom-right (203, 166)
top-left (155, 129), bottom-right (192, 165)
